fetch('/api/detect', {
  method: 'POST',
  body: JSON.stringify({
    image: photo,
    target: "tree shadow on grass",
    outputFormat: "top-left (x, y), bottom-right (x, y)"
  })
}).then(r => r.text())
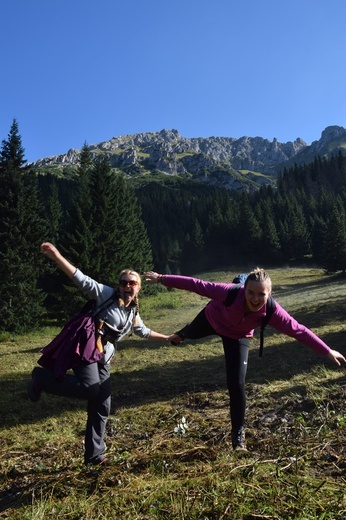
top-left (271, 271), bottom-right (346, 295)
top-left (3, 325), bottom-right (344, 430)
top-left (2, 283), bottom-right (345, 429)
top-left (110, 328), bottom-right (346, 410)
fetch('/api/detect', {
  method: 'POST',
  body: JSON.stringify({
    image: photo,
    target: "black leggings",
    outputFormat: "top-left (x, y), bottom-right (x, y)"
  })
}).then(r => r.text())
top-left (180, 307), bottom-right (250, 432)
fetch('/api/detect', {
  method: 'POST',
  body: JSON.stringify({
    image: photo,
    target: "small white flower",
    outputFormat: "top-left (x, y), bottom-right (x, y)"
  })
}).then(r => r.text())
top-left (174, 416), bottom-right (189, 435)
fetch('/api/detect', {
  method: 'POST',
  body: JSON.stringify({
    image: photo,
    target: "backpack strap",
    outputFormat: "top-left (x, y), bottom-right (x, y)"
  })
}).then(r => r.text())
top-left (92, 290), bottom-right (118, 318)
top-left (259, 296), bottom-right (276, 357)
top-left (223, 284), bottom-right (242, 306)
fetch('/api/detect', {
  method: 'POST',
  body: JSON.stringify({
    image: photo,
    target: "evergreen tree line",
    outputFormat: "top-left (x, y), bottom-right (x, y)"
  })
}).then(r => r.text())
top-left (137, 152), bottom-right (346, 274)
top-left (1, 119), bottom-right (346, 333)
top-left (0, 121), bottom-right (153, 332)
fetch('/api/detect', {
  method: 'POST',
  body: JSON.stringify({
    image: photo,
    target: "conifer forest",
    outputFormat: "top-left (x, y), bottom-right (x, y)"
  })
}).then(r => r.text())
top-left (1, 119), bottom-right (346, 333)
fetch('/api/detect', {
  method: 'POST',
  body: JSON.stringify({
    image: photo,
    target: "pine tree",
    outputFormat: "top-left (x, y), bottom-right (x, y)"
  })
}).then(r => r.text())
top-left (64, 143), bottom-right (95, 271)
top-left (259, 212), bottom-right (282, 264)
top-left (310, 214), bottom-right (327, 264)
top-left (47, 181), bottom-right (63, 243)
top-left (55, 155), bottom-right (154, 318)
top-left (289, 206), bottom-right (311, 260)
top-left (109, 174), bottom-right (153, 274)
top-left (181, 216), bottom-right (205, 272)
top-left (236, 192), bottom-right (262, 261)
top-left (50, 144), bottom-right (98, 320)
top-left (0, 119), bottom-right (26, 170)
top-left (39, 180), bottom-right (65, 319)
top-left (322, 203), bottom-right (346, 272)
top-left (88, 159), bottom-right (153, 277)
top-left (276, 194), bottom-right (310, 261)
top-left (0, 120), bottom-right (47, 332)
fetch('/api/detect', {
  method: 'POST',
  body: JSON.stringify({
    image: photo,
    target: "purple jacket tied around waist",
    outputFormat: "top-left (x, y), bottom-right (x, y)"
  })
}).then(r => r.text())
top-left (38, 311), bottom-right (103, 380)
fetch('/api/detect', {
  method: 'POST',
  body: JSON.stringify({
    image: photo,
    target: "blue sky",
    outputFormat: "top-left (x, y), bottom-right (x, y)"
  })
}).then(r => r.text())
top-left (1, 0), bottom-right (346, 163)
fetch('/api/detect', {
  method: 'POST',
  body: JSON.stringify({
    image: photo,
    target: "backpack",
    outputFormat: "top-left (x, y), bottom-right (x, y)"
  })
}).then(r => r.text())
top-left (224, 274), bottom-right (276, 357)
top-left (231, 273), bottom-right (248, 285)
top-left (90, 290), bottom-right (138, 343)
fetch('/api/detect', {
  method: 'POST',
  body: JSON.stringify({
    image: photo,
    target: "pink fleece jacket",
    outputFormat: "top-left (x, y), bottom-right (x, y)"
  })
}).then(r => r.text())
top-left (162, 275), bottom-right (331, 356)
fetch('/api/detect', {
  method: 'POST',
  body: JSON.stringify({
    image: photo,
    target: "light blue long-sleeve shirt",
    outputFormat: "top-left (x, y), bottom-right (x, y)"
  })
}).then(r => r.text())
top-left (72, 269), bottom-right (151, 342)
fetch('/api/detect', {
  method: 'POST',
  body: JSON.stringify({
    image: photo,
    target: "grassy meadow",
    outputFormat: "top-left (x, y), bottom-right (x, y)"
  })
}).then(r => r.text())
top-left (0, 267), bottom-right (346, 519)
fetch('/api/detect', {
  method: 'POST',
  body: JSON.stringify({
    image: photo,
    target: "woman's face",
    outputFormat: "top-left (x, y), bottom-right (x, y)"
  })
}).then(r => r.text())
top-left (244, 280), bottom-right (271, 313)
top-left (118, 274), bottom-right (141, 306)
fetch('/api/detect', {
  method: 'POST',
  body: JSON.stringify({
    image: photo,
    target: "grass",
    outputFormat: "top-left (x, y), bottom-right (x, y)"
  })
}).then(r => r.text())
top-left (1, 267), bottom-right (346, 519)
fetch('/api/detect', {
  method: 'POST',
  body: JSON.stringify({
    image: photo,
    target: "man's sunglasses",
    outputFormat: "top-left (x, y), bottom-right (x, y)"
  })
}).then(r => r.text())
top-left (119, 279), bottom-right (139, 287)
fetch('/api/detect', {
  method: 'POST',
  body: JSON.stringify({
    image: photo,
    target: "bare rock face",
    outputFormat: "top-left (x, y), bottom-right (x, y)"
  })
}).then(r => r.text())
top-left (31, 126), bottom-right (346, 190)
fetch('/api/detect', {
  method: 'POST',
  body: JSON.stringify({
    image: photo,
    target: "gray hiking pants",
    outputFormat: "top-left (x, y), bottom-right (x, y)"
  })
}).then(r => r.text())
top-left (34, 362), bottom-right (111, 465)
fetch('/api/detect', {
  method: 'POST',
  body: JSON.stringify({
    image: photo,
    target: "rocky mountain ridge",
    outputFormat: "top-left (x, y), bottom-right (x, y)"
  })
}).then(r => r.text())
top-left (33, 125), bottom-right (346, 191)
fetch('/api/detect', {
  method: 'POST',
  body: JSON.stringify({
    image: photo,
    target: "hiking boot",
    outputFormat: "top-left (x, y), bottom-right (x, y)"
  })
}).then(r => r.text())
top-left (27, 367), bottom-right (43, 402)
top-left (231, 428), bottom-right (247, 451)
top-left (85, 456), bottom-right (109, 467)
top-left (170, 328), bottom-right (186, 345)
top-left (96, 457), bottom-right (109, 466)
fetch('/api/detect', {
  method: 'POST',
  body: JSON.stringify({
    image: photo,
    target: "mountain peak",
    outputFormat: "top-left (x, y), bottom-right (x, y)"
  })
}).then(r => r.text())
top-left (32, 126), bottom-right (346, 192)
top-left (320, 125), bottom-right (346, 142)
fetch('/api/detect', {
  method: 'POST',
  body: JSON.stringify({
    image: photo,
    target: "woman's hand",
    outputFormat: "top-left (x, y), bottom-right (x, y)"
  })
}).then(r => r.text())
top-left (40, 242), bottom-right (76, 278)
top-left (143, 271), bottom-right (162, 284)
top-left (40, 242), bottom-right (60, 261)
top-left (327, 349), bottom-right (346, 367)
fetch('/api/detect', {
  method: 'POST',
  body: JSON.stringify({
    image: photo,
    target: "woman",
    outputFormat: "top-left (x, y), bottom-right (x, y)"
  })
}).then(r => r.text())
top-left (28, 242), bottom-right (170, 466)
top-left (144, 268), bottom-right (346, 451)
